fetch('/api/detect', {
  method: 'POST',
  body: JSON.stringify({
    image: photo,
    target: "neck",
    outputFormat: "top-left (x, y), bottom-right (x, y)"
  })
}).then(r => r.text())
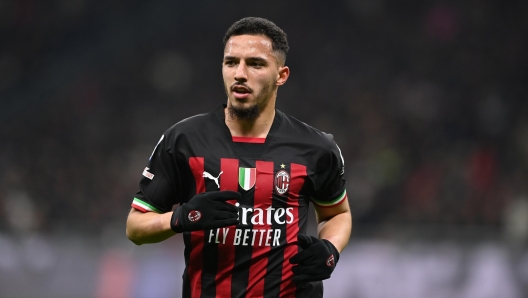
top-left (225, 103), bottom-right (276, 138)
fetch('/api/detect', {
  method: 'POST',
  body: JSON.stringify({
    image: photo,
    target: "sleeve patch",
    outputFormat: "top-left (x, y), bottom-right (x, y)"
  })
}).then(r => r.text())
top-left (131, 197), bottom-right (162, 213)
top-left (311, 190), bottom-right (347, 208)
top-left (142, 167), bottom-right (154, 180)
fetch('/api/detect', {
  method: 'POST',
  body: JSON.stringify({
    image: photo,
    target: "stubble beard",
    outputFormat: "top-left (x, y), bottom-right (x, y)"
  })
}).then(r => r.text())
top-left (228, 103), bottom-right (261, 121)
top-left (225, 82), bottom-right (272, 122)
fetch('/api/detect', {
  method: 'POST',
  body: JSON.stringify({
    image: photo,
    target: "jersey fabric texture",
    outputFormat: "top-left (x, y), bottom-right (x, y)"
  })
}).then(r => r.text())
top-left (132, 105), bottom-right (347, 298)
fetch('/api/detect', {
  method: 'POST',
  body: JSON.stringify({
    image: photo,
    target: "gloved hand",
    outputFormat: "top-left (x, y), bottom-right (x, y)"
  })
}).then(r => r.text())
top-left (290, 234), bottom-right (340, 283)
top-left (170, 191), bottom-right (240, 233)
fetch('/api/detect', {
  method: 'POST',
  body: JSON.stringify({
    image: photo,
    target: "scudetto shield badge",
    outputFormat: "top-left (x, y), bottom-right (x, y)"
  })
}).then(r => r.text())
top-left (239, 167), bottom-right (256, 191)
top-left (275, 170), bottom-right (290, 195)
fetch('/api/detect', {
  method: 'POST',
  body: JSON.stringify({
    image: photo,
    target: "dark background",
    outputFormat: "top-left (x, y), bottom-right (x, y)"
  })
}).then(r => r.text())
top-left (1, 1), bottom-right (527, 297)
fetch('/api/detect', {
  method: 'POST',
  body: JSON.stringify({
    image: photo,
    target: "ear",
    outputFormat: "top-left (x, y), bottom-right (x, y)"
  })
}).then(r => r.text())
top-left (276, 66), bottom-right (290, 86)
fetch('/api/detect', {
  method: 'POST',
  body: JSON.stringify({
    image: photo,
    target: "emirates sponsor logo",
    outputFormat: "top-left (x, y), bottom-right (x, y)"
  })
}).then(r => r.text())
top-left (207, 204), bottom-right (295, 247)
top-left (275, 170), bottom-right (290, 195)
top-left (208, 227), bottom-right (282, 247)
top-left (235, 203), bottom-right (294, 226)
top-left (188, 210), bottom-right (202, 222)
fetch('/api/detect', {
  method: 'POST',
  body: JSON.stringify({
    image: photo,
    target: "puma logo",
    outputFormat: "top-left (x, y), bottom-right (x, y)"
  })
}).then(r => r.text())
top-left (203, 171), bottom-right (223, 188)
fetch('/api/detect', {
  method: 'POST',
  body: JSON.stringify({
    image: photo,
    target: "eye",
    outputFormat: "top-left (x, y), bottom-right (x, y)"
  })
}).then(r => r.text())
top-left (224, 60), bottom-right (236, 66)
top-left (250, 61), bottom-right (264, 68)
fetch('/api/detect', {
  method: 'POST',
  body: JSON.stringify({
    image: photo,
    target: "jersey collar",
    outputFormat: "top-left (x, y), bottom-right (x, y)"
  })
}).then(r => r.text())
top-left (214, 104), bottom-right (283, 158)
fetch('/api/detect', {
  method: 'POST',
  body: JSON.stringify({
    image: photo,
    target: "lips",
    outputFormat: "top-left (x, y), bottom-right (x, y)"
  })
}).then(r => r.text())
top-left (231, 84), bottom-right (251, 100)
top-left (231, 84), bottom-right (251, 94)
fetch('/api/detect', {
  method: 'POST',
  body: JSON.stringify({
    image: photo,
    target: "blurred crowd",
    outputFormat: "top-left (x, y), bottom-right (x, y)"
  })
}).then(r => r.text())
top-left (1, 1), bottom-right (527, 239)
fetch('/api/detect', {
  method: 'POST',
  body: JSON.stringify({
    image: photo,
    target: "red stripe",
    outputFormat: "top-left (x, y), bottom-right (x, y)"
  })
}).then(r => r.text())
top-left (280, 163), bottom-right (305, 296)
top-left (246, 161), bottom-right (274, 296)
top-left (249, 167), bottom-right (256, 186)
top-left (232, 136), bottom-right (266, 143)
top-left (189, 157), bottom-right (205, 298)
top-left (215, 158), bottom-right (239, 298)
top-left (130, 204), bottom-right (148, 213)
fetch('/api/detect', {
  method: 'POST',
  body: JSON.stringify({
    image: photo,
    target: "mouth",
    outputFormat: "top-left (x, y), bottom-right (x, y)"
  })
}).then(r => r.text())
top-left (231, 84), bottom-right (252, 99)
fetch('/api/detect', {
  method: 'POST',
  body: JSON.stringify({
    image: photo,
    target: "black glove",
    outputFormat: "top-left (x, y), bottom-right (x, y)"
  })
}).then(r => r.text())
top-left (170, 191), bottom-right (240, 233)
top-left (290, 234), bottom-right (340, 283)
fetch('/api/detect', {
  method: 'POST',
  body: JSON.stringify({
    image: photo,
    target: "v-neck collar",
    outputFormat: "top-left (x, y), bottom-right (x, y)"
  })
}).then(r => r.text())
top-left (213, 104), bottom-right (283, 159)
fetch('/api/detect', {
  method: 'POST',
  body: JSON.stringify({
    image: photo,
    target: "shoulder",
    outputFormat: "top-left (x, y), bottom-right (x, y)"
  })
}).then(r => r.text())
top-left (166, 113), bottom-right (210, 134)
top-left (164, 107), bottom-right (221, 138)
top-left (279, 111), bottom-right (345, 176)
top-left (158, 106), bottom-right (224, 150)
top-left (278, 110), bottom-right (338, 150)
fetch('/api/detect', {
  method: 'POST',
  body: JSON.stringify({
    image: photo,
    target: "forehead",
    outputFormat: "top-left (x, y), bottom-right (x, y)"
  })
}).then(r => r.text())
top-left (224, 34), bottom-right (274, 57)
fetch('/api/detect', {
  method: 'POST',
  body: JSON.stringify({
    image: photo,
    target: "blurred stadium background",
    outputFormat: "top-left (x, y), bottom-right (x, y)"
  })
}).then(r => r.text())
top-left (1, 1), bottom-right (527, 297)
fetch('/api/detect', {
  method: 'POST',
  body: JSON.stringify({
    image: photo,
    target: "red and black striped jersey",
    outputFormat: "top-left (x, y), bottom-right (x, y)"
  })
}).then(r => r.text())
top-left (132, 105), bottom-right (347, 298)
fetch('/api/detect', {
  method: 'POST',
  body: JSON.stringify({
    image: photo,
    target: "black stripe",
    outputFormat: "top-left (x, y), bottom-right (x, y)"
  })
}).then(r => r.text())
top-left (231, 179), bottom-right (254, 298)
top-left (263, 162), bottom-right (289, 297)
top-left (231, 241), bottom-right (253, 297)
top-left (201, 232), bottom-right (218, 297)
top-left (201, 172), bottom-right (219, 298)
top-left (182, 232), bottom-right (192, 298)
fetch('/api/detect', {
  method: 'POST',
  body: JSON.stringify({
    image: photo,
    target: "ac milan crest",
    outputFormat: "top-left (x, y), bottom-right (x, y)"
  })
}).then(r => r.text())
top-left (326, 254), bottom-right (336, 267)
top-left (188, 210), bottom-right (202, 222)
top-left (275, 170), bottom-right (290, 195)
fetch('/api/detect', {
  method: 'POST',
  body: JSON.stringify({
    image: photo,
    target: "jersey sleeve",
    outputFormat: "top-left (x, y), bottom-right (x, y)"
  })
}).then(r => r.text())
top-left (311, 135), bottom-right (347, 208)
top-left (131, 133), bottom-right (179, 213)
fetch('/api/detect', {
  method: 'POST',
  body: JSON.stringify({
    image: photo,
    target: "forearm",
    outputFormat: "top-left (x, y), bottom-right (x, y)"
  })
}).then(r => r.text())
top-left (317, 210), bottom-right (352, 253)
top-left (126, 208), bottom-right (176, 245)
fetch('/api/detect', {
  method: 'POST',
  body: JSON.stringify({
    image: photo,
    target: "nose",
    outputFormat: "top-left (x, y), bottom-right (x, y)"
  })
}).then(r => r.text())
top-left (234, 62), bottom-right (248, 82)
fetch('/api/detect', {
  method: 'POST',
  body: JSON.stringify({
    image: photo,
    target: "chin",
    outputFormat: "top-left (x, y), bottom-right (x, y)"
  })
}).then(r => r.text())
top-left (229, 97), bottom-right (254, 110)
top-left (227, 102), bottom-right (261, 121)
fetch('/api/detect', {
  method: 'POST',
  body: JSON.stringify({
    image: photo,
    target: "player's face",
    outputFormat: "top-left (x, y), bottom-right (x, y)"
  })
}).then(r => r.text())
top-left (223, 34), bottom-right (289, 119)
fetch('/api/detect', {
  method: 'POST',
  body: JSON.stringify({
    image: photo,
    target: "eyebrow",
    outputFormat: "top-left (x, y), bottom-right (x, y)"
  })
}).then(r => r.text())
top-left (223, 56), bottom-right (268, 62)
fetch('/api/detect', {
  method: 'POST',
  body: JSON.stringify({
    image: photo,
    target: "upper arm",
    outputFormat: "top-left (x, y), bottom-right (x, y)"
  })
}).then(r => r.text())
top-left (314, 195), bottom-right (351, 223)
top-left (128, 207), bottom-right (145, 218)
top-left (126, 207), bottom-right (175, 244)
top-left (309, 134), bottom-right (350, 223)
top-left (133, 132), bottom-right (179, 213)
top-left (314, 196), bottom-right (352, 252)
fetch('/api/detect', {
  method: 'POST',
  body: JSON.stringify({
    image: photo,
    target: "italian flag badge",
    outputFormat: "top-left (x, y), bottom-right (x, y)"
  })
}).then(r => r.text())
top-left (239, 167), bottom-right (256, 190)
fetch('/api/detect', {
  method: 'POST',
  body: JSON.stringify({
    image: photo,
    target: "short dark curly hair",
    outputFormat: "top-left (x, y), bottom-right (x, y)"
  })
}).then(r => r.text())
top-left (223, 17), bottom-right (289, 64)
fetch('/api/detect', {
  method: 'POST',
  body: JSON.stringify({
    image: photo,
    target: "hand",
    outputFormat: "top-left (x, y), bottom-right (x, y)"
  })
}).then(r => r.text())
top-left (170, 191), bottom-right (240, 233)
top-left (289, 234), bottom-right (340, 283)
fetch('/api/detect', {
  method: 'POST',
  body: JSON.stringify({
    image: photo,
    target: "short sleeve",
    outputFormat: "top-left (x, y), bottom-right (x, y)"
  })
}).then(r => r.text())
top-left (131, 134), bottom-right (178, 213)
top-left (311, 135), bottom-right (347, 208)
